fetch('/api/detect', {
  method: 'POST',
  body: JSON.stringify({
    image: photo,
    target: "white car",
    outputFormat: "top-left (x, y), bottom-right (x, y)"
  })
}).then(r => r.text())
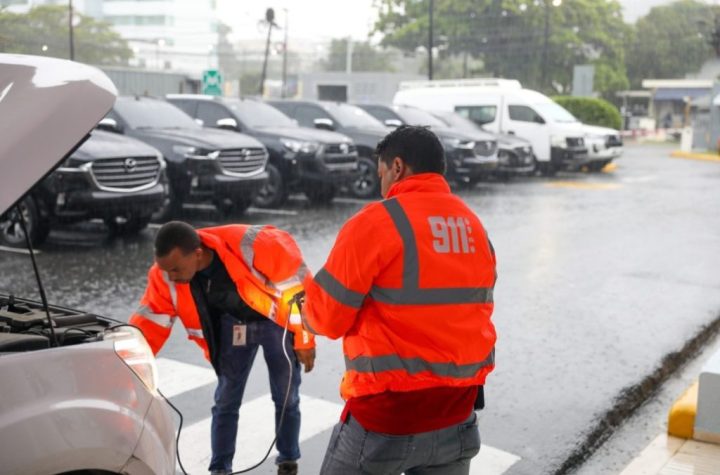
top-left (583, 124), bottom-right (624, 171)
top-left (0, 54), bottom-right (176, 475)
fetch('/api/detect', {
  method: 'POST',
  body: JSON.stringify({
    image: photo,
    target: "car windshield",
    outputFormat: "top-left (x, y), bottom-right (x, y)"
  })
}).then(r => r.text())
top-left (226, 100), bottom-right (298, 128)
top-left (533, 102), bottom-right (579, 123)
top-left (322, 103), bottom-right (385, 128)
top-left (433, 112), bottom-right (481, 133)
top-left (114, 98), bottom-right (200, 129)
top-left (396, 107), bottom-right (448, 128)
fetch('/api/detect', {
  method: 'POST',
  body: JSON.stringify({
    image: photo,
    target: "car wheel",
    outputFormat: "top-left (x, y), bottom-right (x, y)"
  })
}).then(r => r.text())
top-left (214, 196), bottom-right (253, 217)
top-left (349, 156), bottom-right (379, 199)
top-left (105, 214), bottom-right (152, 236)
top-left (305, 184), bottom-right (336, 205)
top-left (0, 196), bottom-right (49, 248)
top-left (253, 163), bottom-right (287, 208)
top-left (588, 160), bottom-right (610, 172)
top-left (537, 160), bottom-right (557, 177)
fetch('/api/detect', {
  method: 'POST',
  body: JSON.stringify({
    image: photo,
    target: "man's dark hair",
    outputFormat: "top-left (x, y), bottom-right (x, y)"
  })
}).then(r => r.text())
top-left (154, 221), bottom-right (201, 257)
top-left (375, 125), bottom-right (445, 174)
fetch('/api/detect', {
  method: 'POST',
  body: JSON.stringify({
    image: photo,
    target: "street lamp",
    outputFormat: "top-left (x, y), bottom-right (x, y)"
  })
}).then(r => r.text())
top-left (541, 0), bottom-right (562, 90)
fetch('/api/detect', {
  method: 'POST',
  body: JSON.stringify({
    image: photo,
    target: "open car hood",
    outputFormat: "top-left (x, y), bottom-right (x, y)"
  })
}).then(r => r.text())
top-left (0, 54), bottom-right (117, 215)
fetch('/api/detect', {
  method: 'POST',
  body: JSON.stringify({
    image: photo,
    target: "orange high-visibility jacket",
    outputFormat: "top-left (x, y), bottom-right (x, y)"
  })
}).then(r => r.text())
top-left (303, 173), bottom-right (496, 400)
top-left (130, 225), bottom-right (315, 360)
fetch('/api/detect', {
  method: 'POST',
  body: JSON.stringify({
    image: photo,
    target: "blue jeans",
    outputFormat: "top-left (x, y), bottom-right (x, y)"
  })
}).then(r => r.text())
top-left (208, 315), bottom-right (302, 472)
top-left (320, 412), bottom-right (480, 475)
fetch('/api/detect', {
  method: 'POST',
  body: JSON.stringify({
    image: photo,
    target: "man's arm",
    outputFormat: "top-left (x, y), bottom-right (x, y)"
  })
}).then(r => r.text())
top-left (129, 266), bottom-right (177, 355)
top-left (302, 209), bottom-right (387, 339)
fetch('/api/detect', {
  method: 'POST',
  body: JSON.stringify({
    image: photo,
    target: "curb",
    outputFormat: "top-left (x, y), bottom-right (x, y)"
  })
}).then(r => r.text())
top-left (552, 313), bottom-right (720, 475)
top-left (667, 381), bottom-right (698, 439)
top-left (671, 150), bottom-right (720, 162)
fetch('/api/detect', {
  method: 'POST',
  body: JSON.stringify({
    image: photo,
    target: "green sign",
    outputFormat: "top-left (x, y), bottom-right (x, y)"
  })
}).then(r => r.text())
top-left (202, 69), bottom-right (223, 96)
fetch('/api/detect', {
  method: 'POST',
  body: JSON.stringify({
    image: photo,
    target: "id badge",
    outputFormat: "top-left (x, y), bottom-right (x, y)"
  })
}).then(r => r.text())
top-left (232, 324), bottom-right (247, 346)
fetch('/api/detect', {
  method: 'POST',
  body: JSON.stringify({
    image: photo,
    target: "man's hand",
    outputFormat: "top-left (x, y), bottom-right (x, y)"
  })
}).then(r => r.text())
top-left (295, 348), bottom-right (316, 373)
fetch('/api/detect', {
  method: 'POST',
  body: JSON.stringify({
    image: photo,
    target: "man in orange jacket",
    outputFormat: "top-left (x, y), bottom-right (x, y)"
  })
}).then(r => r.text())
top-left (302, 126), bottom-right (497, 475)
top-left (130, 221), bottom-right (315, 475)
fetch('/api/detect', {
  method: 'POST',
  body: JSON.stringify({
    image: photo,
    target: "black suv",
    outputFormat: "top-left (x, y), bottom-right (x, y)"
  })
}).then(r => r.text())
top-left (267, 100), bottom-right (391, 198)
top-left (357, 104), bottom-right (500, 186)
top-left (0, 130), bottom-right (167, 247)
top-left (431, 110), bottom-right (536, 176)
top-left (99, 97), bottom-right (268, 217)
top-left (167, 95), bottom-right (359, 207)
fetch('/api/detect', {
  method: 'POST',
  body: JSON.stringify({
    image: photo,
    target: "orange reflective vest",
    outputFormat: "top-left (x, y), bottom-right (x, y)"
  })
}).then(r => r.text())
top-left (302, 173), bottom-right (496, 400)
top-left (130, 225), bottom-right (314, 361)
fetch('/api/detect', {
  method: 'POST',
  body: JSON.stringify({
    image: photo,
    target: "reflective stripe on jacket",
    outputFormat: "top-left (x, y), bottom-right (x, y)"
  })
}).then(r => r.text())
top-left (303, 173), bottom-right (496, 400)
top-left (130, 225), bottom-right (314, 360)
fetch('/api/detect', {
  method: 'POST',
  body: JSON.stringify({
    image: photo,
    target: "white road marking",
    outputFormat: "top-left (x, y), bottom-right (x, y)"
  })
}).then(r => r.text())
top-left (331, 197), bottom-right (372, 205)
top-left (246, 207), bottom-right (299, 216)
top-left (157, 357), bottom-right (521, 474)
top-left (178, 393), bottom-right (341, 473)
top-left (157, 357), bottom-right (216, 399)
top-left (0, 246), bottom-right (39, 255)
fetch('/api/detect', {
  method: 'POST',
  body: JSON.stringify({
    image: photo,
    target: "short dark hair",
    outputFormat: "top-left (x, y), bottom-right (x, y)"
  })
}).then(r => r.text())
top-left (154, 221), bottom-right (201, 257)
top-left (375, 125), bottom-right (445, 175)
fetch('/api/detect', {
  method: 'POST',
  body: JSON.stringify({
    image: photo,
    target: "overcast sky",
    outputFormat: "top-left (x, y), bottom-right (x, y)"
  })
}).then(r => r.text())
top-left (216, 0), bottom-right (705, 42)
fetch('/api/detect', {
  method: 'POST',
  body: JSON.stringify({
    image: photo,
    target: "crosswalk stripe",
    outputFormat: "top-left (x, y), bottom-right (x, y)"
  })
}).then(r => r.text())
top-left (157, 357), bottom-right (216, 399)
top-left (156, 357), bottom-right (520, 474)
top-left (178, 393), bottom-right (341, 473)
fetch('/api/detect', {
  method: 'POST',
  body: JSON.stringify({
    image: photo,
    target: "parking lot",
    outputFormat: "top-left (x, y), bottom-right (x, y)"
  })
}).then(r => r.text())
top-left (2, 143), bottom-right (719, 474)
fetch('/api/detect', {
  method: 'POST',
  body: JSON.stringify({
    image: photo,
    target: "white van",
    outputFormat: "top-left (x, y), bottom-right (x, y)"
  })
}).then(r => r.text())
top-left (393, 79), bottom-right (591, 175)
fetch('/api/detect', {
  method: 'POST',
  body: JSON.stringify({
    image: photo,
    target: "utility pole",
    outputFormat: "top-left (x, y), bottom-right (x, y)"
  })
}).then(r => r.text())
top-left (428, 0), bottom-right (434, 80)
top-left (345, 37), bottom-right (353, 74)
top-left (68, 0), bottom-right (75, 61)
top-left (259, 8), bottom-right (277, 97)
top-left (541, 1), bottom-right (550, 89)
top-left (281, 8), bottom-right (288, 98)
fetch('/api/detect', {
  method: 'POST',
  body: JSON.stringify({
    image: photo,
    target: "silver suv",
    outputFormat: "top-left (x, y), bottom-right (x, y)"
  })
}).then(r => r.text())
top-left (0, 54), bottom-right (176, 475)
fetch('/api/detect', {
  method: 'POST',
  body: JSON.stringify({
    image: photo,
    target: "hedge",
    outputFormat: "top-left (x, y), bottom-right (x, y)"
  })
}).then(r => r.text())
top-left (552, 96), bottom-right (622, 130)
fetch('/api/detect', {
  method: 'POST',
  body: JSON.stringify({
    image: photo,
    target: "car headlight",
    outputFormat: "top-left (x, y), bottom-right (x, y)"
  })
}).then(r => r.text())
top-left (106, 326), bottom-right (158, 394)
top-left (281, 138), bottom-right (319, 154)
top-left (550, 135), bottom-right (567, 148)
top-left (444, 138), bottom-right (475, 150)
top-left (56, 157), bottom-right (92, 172)
top-left (172, 145), bottom-right (219, 159)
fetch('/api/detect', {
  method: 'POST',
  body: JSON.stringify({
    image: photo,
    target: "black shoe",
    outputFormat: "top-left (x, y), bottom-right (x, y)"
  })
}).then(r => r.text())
top-left (277, 461), bottom-right (298, 475)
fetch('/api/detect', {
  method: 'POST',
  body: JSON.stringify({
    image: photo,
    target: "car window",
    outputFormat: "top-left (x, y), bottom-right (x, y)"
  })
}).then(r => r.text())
top-left (395, 107), bottom-right (447, 128)
top-left (455, 105), bottom-right (497, 126)
top-left (197, 102), bottom-right (232, 127)
top-left (364, 106), bottom-right (398, 123)
top-left (508, 105), bottom-right (545, 124)
top-left (322, 103), bottom-right (384, 128)
top-left (114, 98), bottom-right (200, 129)
top-left (295, 105), bottom-right (329, 128)
top-left (225, 100), bottom-right (297, 128)
top-left (169, 100), bottom-right (197, 117)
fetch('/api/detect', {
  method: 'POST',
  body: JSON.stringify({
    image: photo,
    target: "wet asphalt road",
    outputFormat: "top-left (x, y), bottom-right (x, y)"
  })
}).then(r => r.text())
top-left (2, 143), bottom-right (720, 474)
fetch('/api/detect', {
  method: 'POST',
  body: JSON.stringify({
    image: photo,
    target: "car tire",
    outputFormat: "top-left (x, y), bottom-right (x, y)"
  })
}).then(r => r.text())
top-left (214, 196), bottom-right (253, 217)
top-left (349, 156), bottom-right (379, 199)
top-left (305, 184), bottom-right (336, 204)
top-left (588, 160), bottom-right (611, 172)
top-left (537, 160), bottom-right (557, 177)
top-left (0, 196), bottom-right (49, 248)
top-left (105, 214), bottom-right (152, 236)
top-left (253, 163), bottom-right (287, 208)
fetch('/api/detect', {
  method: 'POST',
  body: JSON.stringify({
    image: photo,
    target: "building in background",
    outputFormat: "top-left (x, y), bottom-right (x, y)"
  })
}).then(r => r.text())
top-left (1, 0), bottom-right (219, 76)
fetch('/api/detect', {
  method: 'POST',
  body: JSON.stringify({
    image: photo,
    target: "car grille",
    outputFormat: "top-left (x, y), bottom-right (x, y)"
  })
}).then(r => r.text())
top-left (322, 143), bottom-right (358, 166)
top-left (513, 146), bottom-right (535, 165)
top-left (91, 156), bottom-right (161, 190)
top-left (474, 140), bottom-right (497, 157)
top-left (566, 137), bottom-right (585, 147)
top-left (218, 148), bottom-right (267, 175)
top-left (606, 135), bottom-right (623, 147)
top-left (324, 143), bottom-right (357, 155)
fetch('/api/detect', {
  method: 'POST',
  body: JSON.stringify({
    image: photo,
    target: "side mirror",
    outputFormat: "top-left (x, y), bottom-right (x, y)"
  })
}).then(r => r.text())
top-left (385, 119), bottom-right (403, 128)
top-left (314, 118), bottom-right (335, 131)
top-left (216, 117), bottom-right (239, 131)
top-left (97, 117), bottom-right (122, 133)
top-left (194, 118), bottom-right (205, 126)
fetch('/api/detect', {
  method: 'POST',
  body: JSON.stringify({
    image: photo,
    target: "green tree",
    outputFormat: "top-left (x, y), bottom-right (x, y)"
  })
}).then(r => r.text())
top-left (321, 38), bottom-right (396, 72)
top-left (0, 5), bottom-right (131, 66)
top-left (626, 0), bottom-right (718, 87)
top-left (374, 0), bottom-right (630, 97)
